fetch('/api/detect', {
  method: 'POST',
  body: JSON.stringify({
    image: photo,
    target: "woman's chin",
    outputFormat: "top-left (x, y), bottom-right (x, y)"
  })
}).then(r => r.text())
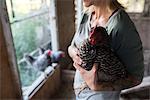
top-left (83, 0), bottom-right (93, 7)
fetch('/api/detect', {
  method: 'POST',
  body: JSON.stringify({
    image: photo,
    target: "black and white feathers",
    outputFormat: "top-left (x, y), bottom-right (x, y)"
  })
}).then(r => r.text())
top-left (78, 26), bottom-right (127, 82)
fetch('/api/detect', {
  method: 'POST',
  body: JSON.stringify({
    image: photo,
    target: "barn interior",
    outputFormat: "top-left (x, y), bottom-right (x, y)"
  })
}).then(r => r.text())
top-left (0, 0), bottom-right (150, 100)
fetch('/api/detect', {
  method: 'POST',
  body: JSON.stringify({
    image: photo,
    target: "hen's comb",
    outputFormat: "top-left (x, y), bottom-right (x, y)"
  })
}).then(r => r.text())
top-left (47, 50), bottom-right (52, 56)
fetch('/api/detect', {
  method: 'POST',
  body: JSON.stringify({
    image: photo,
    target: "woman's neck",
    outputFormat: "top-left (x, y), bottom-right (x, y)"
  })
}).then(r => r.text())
top-left (90, 6), bottom-right (116, 27)
top-left (93, 6), bottom-right (114, 20)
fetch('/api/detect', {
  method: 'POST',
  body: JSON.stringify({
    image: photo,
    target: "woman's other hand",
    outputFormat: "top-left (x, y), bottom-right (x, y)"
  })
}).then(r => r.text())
top-left (73, 62), bottom-right (99, 90)
top-left (68, 46), bottom-right (104, 90)
top-left (68, 46), bottom-right (82, 65)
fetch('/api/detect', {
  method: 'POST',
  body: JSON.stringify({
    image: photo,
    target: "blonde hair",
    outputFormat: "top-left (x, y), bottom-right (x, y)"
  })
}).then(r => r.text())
top-left (84, 0), bottom-right (124, 12)
top-left (109, 0), bottom-right (124, 10)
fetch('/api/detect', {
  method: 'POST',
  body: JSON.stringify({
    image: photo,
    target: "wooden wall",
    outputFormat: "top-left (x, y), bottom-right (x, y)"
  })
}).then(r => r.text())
top-left (56, 0), bottom-right (75, 69)
top-left (130, 14), bottom-right (150, 76)
top-left (0, 1), bottom-right (22, 99)
top-left (31, 66), bottom-right (60, 99)
top-left (130, 15), bottom-right (150, 50)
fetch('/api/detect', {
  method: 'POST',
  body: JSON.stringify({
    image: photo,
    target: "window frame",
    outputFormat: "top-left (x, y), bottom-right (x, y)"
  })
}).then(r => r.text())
top-left (4, 0), bottom-right (59, 98)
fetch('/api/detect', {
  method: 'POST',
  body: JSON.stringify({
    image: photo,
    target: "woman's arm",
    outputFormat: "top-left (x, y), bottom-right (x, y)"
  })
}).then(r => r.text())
top-left (73, 62), bottom-right (99, 90)
top-left (73, 61), bottom-right (142, 91)
top-left (113, 74), bottom-right (142, 90)
top-left (69, 45), bottom-right (104, 90)
top-left (111, 28), bottom-right (144, 90)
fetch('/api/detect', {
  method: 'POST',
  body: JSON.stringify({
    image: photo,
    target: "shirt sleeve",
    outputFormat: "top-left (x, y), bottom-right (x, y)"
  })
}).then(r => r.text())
top-left (111, 21), bottom-right (144, 81)
top-left (70, 11), bottom-right (88, 47)
top-left (70, 12), bottom-right (84, 47)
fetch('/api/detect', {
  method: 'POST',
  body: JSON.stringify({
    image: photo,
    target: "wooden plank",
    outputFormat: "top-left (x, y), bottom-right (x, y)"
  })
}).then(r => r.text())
top-left (61, 70), bottom-right (75, 83)
top-left (0, 0), bottom-right (22, 99)
top-left (31, 65), bottom-right (61, 99)
top-left (121, 76), bottom-right (150, 94)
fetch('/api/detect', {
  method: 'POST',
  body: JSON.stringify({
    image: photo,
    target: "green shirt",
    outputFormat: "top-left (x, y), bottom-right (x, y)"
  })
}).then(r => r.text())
top-left (71, 9), bottom-right (144, 88)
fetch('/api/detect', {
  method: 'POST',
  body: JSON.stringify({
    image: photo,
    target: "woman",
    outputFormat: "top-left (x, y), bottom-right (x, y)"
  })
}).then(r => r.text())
top-left (68, 0), bottom-right (144, 100)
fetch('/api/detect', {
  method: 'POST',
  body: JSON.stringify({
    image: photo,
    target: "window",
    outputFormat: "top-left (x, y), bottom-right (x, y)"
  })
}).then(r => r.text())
top-left (74, 0), bottom-right (83, 30)
top-left (6, 0), bottom-right (56, 89)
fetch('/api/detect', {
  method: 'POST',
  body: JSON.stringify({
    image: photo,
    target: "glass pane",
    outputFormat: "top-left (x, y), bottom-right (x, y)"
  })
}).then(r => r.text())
top-left (11, 14), bottom-right (51, 61)
top-left (6, 0), bottom-right (52, 87)
top-left (6, 0), bottom-right (50, 22)
top-left (12, 14), bottom-right (51, 87)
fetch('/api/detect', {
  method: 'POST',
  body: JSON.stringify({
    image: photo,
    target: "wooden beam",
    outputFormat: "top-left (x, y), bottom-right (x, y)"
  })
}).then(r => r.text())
top-left (143, 0), bottom-right (150, 17)
top-left (0, 0), bottom-right (22, 99)
top-left (56, 0), bottom-right (75, 69)
top-left (121, 76), bottom-right (150, 99)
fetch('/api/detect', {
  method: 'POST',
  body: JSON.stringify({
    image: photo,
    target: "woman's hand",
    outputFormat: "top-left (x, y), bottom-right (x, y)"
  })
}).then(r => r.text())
top-left (68, 46), bottom-right (82, 65)
top-left (73, 62), bottom-right (99, 90)
top-left (68, 46), bottom-right (114, 91)
top-left (68, 46), bottom-right (102, 90)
